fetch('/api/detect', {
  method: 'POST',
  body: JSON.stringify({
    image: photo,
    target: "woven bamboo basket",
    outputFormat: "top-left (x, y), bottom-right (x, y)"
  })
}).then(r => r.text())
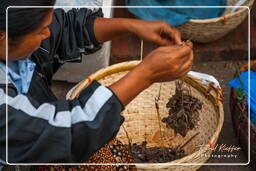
top-left (230, 61), bottom-right (256, 168)
top-left (68, 61), bottom-right (224, 171)
top-left (177, 0), bottom-right (254, 43)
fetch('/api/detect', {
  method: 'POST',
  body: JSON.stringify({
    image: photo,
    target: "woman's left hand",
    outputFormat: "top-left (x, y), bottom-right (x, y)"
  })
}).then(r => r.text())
top-left (128, 20), bottom-right (182, 46)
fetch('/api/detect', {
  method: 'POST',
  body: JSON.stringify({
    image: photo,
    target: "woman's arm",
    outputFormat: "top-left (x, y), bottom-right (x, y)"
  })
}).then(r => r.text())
top-left (94, 18), bottom-right (182, 45)
top-left (109, 42), bottom-right (193, 106)
top-left (0, 81), bottom-right (123, 163)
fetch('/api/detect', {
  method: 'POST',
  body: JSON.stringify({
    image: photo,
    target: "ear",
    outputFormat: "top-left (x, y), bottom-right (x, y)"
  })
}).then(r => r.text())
top-left (0, 32), bottom-right (5, 41)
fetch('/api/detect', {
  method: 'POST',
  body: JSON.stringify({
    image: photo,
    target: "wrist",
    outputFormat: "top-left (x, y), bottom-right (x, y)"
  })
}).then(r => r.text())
top-left (108, 63), bottom-right (152, 106)
top-left (130, 63), bottom-right (152, 89)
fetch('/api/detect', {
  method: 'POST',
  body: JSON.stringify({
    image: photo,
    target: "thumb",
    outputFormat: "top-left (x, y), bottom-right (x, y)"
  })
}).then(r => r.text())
top-left (185, 41), bottom-right (193, 49)
top-left (153, 34), bottom-right (173, 46)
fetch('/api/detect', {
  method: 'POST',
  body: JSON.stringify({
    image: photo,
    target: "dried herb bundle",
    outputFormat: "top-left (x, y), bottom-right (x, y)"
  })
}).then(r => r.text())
top-left (130, 141), bottom-right (185, 163)
top-left (162, 81), bottom-right (203, 137)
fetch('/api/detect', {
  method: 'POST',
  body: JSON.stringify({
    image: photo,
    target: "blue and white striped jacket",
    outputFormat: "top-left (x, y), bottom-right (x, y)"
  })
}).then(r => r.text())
top-left (0, 8), bottom-right (124, 164)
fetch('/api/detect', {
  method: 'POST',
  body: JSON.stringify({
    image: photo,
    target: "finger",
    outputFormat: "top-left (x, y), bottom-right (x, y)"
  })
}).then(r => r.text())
top-left (155, 44), bottom-right (191, 60)
top-left (156, 41), bottom-right (192, 54)
top-left (185, 41), bottom-right (193, 49)
top-left (172, 30), bottom-right (182, 45)
top-left (154, 34), bottom-right (173, 46)
top-left (180, 49), bottom-right (194, 64)
top-left (171, 44), bottom-right (192, 59)
top-left (171, 51), bottom-right (193, 78)
top-left (179, 51), bottom-right (194, 73)
top-left (164, 26), bottom-right (182, 45)
top-left (158, 43), bottom-right (187, 50)
top-left (175, 64), bottom-right (192, 79)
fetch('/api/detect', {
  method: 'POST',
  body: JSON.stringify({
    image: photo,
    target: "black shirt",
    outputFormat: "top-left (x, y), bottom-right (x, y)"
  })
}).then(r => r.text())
top-left (0, 8), bottom-right (124, 164)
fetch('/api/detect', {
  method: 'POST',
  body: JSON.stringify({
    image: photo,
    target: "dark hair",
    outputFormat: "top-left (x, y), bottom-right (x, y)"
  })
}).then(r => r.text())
top-left (0, 0), bottom-right (56, 39)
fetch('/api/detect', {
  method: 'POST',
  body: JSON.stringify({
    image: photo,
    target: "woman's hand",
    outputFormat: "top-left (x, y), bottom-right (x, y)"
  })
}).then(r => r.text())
top-left (137, 41), bottom-right (193, 83)
top-left (128, 20), bottom-right (182, 45)
top-left (109, 41), bottom-right (193, 106)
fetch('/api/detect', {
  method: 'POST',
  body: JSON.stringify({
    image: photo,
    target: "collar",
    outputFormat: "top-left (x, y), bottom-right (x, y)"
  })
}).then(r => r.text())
top-left (0, 59), bottom-right (36, 94)
top-left (0, 61), bottom-right (8, 85)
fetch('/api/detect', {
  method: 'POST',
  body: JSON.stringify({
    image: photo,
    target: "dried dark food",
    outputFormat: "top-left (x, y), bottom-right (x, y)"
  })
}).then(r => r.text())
top-left (130, 141), bottom-right (185, 163)
top-left (162, 81), bottom-right (203, 137)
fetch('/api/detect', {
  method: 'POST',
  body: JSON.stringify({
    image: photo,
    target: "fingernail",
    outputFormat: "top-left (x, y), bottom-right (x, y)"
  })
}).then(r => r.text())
top-left (185, 40), bottom-right (192, 47)
top-left (178, 41), bottom-right (186, 46)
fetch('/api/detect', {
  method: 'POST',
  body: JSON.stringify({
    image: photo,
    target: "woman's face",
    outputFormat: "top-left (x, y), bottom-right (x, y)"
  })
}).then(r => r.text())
top-left (0, 9), bottom-right (53, 61)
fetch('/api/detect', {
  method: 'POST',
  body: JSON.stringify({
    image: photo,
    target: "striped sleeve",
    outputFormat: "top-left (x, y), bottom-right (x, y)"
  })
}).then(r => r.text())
top-left (0, 81), bottom-right (124, 163)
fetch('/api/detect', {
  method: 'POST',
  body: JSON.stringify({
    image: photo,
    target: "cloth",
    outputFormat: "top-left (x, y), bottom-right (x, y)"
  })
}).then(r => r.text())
top-left (35, 8), bottom-right (103, 87)
top-left (0, 8), bottom-right (125, 164)
top-left (0, 59), bottom-right (36, 94)
top-left (56, 0), bottom-right (102, 7)
top-left (188, 71), bottom-right (220, 88)
top-left (125, 0), bottom-right (226, 26)
top-left (228, 70), bottom-right (256, 126)
top-left (36, 139), bottom-right (137, 171)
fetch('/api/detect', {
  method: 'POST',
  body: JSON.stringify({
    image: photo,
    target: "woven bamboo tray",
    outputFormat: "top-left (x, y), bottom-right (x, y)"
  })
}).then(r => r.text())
top-left (177, 0), bottom-right (254, 43)
top-left (68, 61), bottom-right (224, 171)
top-left (230, 61), bottom-right (256, 168)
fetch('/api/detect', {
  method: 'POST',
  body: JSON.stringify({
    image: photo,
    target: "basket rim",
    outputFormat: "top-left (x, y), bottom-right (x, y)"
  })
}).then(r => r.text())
top-left (68, 60), bottom-right (224, 166)
top-left (231, 88), bottom-right (256, 131)
top-left (188, 0), bottom-right (254, 23)
top-left (239, 60), bottom-right (256, 72)
top-left (231, 60), bottom-right (256, 131)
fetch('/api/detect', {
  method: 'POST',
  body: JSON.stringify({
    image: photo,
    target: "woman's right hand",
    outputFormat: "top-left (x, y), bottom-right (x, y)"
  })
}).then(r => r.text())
top-left (135, 41), bottom-right (194, 84)
top-left (109, 42), bottom-right (193, 106)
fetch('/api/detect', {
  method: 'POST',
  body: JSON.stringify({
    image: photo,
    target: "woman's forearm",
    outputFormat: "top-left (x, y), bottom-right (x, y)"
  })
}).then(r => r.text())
top-left (93, 17), bottom-right (182, 45)
top-left (109, 64), bottom-right (151, 106)
top-left (93, 18), bottom-right (134, 43)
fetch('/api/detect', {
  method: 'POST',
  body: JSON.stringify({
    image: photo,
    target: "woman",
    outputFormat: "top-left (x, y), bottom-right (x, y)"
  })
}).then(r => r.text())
top-left (0, 0), bottom-right (193, 169)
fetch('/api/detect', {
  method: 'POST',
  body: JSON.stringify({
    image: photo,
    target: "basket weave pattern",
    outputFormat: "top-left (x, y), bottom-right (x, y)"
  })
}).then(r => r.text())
top-left (69, 61), bottom-right (224, 171)
top-left (177, 0), bottom-right (254, 43)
